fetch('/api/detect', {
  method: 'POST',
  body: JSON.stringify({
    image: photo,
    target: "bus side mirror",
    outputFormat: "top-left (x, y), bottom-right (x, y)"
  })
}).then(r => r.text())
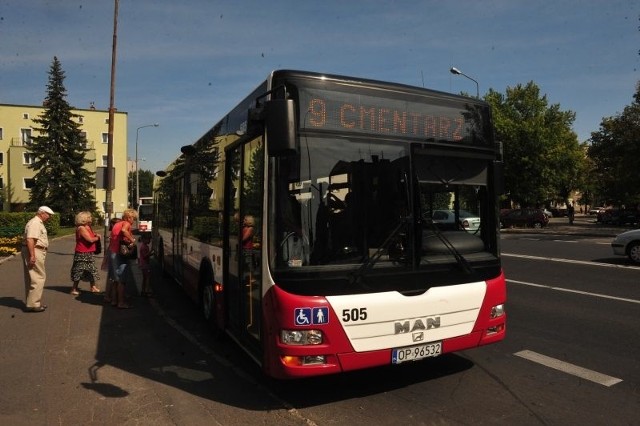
top-left (265, 99), bottom-right (297, 156)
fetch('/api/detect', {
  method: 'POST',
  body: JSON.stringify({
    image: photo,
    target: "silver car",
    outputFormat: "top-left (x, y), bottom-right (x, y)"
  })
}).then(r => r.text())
top-left (432, 209), bottom-right (481, 232)
top-left (611, 229), bottom-right (640, 264)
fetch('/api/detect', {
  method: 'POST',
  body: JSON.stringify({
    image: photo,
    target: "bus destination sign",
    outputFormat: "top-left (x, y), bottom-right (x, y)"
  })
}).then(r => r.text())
top-left (299, 87), bottom-right (487, 144)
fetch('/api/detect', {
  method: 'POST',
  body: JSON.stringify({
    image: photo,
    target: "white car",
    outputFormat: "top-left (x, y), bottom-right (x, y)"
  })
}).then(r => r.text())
top-left (611, 229), bottom-right (640, 264)
top-left (432, 210), bottom-right (481, 232)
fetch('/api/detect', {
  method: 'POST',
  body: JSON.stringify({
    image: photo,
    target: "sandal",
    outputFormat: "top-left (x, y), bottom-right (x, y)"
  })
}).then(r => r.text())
top-left (70, 289), bottom-right (80, 295)
top-left (90, 286), bottom-right (101, 293)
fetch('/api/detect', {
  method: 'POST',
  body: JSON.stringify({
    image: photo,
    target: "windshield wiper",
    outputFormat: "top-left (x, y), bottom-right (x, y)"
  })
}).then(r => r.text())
top-left (348, 215), bottom-right (411, 288)
top-left (423, 219), bottom-right (476, 276)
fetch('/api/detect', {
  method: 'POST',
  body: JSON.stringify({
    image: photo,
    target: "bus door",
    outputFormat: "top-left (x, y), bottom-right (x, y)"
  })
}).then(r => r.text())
top-left (224, 138), bottom-right (264, 346)
top-left (171, 175), bottom-right (186, 282)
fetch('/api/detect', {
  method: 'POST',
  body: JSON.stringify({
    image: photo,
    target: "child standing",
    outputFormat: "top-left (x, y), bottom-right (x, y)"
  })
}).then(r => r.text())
top-left (138, 233), bottom-right (154, 297)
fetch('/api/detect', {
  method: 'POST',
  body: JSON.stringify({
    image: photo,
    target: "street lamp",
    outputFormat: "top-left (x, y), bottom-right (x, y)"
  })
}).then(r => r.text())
top-left (450, 66), bottom-right (479, 98)
top-left (135, 123), bottom-right (159, 206)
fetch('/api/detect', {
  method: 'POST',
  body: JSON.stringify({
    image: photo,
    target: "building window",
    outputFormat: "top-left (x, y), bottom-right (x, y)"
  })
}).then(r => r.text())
top-left (102, 155), bottom-right (108, 166)
top-left (0, 177), bottom-right (3, 189)
top-left (78, 116), bottom-right (84, 123)
top-left (0, 152), bottom-right (3, 165)
top-left (104, 118), bottom-right (109, 124)
top-left (24, 178), bottom-right (35, 189)
top-left (21, 128), bottom-right (32, 145)
top-left (79, 132), bottom-right (88, 149)
top-left (102, 133), bottom-right (108, 143)
top-left (23, 152), bottom-right (36, 165)
top-left (0, 128), bottom-right (4, 140)
top-left (23, 113), bottom-right (29, 119)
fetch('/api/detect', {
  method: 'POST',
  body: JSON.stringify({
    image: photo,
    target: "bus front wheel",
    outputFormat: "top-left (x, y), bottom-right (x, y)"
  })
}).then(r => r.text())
top-left (199, 266), bottom-right (221, 337)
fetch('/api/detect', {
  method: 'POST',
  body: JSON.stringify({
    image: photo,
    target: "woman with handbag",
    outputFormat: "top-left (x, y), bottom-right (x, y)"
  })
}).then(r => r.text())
top-left (70, 211), bottom-right (101, 295)
top-left (104, 208), bottom-right (137, 309)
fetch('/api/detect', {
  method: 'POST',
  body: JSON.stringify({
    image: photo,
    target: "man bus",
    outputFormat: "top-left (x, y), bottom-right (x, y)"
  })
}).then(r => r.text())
top-left (153, 70), bottom-right (506, 379)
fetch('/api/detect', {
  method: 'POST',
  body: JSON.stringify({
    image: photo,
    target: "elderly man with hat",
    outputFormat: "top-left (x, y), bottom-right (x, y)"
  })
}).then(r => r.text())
top-left (21, 206), bottom-right (54, 312)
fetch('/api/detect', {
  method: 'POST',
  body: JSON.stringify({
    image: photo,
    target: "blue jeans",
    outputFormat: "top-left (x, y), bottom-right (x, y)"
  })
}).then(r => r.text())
top-left (108, 252), bottom-right (128, 282)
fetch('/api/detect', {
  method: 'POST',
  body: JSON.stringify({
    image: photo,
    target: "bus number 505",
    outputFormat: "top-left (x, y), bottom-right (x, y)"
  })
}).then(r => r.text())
top-left (342, 308), bottom-right (368, 322)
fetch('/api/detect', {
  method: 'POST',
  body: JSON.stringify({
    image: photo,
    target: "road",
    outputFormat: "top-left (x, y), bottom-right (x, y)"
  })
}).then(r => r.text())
top-left (258, 232), bottom-right (639, 425)
top-left (134, 224), bottom-right (640, 425)
top-left (1, 221), bottom-right (638, 425)
top-left (497, 232), bottom-right (639, 425)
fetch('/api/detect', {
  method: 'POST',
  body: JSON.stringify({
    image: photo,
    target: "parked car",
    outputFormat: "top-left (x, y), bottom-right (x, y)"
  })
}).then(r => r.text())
top-left (432, 209), bottom-right (481, 232)
top-left (500, 208), bottom-right (549, 228)
top-left (589, 206), bottom-right (606, 215)
top-left (611, 229), bottom-right (640, 263)
top-left (598, 209), bottom-right (639, 226)
top-left (549, 208), bottom-right (567, 217)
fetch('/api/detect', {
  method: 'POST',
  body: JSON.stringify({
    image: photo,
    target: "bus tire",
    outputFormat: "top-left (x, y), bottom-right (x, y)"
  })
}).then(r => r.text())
top-left (199, 263), bottom-right (221, 338)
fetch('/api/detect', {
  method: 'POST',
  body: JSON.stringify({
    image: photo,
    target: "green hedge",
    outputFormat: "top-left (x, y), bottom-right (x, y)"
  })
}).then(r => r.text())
top-left (0, 211), bottom-right (60, 236)
top-left (191, 216), bottom-right (222, 243)
top-left (0, 212), bottom-right (60, 256)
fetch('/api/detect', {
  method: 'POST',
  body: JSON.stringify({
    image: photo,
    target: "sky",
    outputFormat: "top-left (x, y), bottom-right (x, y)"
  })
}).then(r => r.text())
top-left (1, 0), bottom-right (639, 174)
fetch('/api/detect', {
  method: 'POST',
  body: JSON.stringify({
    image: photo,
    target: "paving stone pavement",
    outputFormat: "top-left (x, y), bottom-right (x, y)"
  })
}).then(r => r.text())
top-left (0, 234), bottom-right (307, 426)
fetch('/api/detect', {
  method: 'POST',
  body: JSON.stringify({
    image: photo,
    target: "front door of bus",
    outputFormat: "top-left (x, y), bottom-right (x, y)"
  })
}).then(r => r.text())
top-left (224, 139), bottom-right (263, 345)
top-left (172, 176), bottom-right (185, 282)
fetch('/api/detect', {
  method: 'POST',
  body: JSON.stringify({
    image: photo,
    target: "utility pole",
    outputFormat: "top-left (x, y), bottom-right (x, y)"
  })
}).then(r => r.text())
top-left (105, 0), bottom-right (119, 240)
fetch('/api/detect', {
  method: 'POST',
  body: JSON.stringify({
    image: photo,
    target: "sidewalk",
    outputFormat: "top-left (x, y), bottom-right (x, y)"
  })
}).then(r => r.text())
top-left (0, 235), bottom-right (306, 426)
top-left (0, 235), bottom-right (151, 424)
top-left (500, 215), bottom-right (635, 238)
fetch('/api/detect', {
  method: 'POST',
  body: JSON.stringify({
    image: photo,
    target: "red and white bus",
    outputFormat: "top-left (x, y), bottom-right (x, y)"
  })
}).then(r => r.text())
top-left (135, 196), bottom-right (154, 233)
top-left (153, 70), bottom-right (506, 379)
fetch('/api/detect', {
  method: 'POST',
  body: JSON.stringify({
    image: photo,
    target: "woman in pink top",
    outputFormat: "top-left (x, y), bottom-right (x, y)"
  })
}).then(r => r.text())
top-left (70, 211), bottom-right (101, 295)
top-left (104, 209), bottom-right (137, 308)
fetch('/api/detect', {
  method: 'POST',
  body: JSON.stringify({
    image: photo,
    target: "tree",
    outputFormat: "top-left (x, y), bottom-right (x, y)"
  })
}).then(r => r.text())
top-left (127, 169), bottom-right (155, 207)
top-left (29, 57), bottom-right (96, 224)
top-left (588, 82), bottom-right (640, 207)
top-left (485, 81), bottom-right (583, 208)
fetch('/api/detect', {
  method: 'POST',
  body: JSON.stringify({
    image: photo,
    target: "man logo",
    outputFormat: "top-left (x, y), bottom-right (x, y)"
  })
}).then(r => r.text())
top-left (394, 317), bottom-right (441, 334)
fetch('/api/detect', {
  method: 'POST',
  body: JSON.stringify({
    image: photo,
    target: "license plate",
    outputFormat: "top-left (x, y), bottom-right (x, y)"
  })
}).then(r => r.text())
top-left (392, 341), bottom-right (442, 364)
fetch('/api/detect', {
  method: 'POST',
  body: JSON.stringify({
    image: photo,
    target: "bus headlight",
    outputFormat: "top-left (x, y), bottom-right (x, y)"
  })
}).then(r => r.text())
top-left (490, 304), bottom-right (505, 319)
top-left (281, 329), bottom-right (323, 345)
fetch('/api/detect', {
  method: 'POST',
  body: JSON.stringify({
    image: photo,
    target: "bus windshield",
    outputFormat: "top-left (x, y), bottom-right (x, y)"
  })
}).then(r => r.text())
top-left (270, 135), bottom-right (497, 289)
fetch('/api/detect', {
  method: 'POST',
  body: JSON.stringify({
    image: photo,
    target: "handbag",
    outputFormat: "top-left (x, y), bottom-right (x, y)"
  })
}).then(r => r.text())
top-left (94, 237), bottom-right (102, 254)
top-left (119, 240), bottom-right (137, 259)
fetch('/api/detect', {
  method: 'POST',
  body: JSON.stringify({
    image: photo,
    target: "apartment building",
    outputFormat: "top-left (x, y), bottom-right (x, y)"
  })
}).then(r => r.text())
top-left (0, 103), bottom-right (128, 215)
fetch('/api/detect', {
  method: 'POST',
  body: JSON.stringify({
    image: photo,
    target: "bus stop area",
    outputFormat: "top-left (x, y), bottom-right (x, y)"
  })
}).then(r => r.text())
top-left (0, 234), bottom-right (306, 425)
top-left (0, 217), bottom-right (629, 425)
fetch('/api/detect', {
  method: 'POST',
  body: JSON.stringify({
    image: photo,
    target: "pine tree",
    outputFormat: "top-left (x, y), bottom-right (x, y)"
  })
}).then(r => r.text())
top-left (29, 57), bottom-right (96, 224)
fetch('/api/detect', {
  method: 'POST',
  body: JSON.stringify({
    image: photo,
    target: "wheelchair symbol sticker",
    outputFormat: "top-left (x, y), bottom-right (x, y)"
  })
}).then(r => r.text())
top-left (294, 307), bottom-right (329, 326)
top-left (295, 308), bottom-right (311, 325)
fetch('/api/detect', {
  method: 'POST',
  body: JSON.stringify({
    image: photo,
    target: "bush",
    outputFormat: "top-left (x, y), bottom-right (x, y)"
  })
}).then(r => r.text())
top-left (192, 216), bottom-right (221, 243)
top-left (0, 211), bottom-right (61, 256)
